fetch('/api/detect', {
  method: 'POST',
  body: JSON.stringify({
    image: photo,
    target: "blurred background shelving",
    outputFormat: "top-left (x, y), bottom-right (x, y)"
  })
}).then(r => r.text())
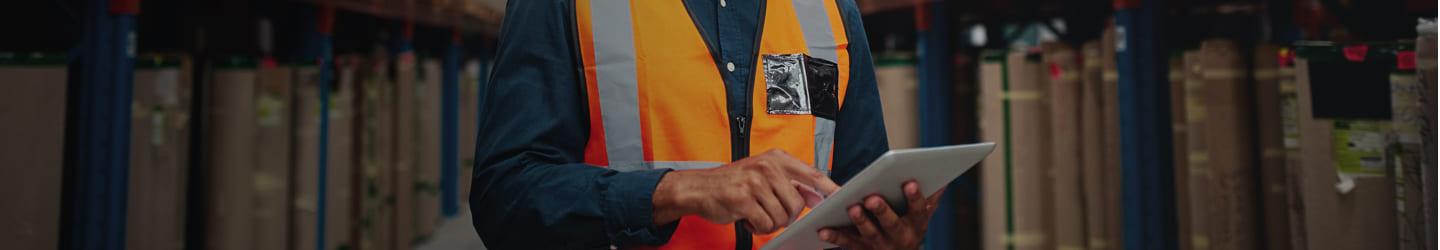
top-left (0, 0), bottom-right (1434, 250)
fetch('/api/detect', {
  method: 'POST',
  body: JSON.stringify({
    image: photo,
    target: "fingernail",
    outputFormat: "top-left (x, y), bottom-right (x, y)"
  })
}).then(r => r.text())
top-left (819, 230), bottom-right (832, 241)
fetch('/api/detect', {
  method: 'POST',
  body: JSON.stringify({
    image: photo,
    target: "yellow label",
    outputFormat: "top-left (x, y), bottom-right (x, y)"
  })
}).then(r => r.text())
top-left (257, 94), bottom-right (285, 127)
top-left (1332, 120), bottom-right (1388, 177)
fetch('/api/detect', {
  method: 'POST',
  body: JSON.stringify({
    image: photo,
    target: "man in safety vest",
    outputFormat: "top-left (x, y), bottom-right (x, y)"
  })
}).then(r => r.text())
top-left (470, 0), bottom-right (943, 249)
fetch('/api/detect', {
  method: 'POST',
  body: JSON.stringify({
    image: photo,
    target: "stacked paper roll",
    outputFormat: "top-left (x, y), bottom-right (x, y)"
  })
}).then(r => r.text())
top-left (1043, 43), bottom-right (1086, 250)
top-left (207, 62), bottom-right (259, 250)
top-left (392, 52), bottom-right (418, 250)
top-left (1079, 41), bottom-right (1114, 250)
top-left (0, 59), bottom-right (67, 250)
top-left (1252, 44), bottom-right (1294, 250)
top-left (414, 59), bottom-right (444, 240)
top-left (128, 57), bottom-right (193, 250)
top-left (1196, 39), bottom-right (1257, 250)
top-left (254, 64), bottom-right (294, 250)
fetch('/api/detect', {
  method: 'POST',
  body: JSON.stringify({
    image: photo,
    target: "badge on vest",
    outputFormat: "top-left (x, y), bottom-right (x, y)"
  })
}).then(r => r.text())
top-left (763, 53), bottom-right (839, 119)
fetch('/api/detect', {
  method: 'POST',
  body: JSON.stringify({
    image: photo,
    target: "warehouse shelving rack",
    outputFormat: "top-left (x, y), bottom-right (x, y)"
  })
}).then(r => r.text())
top-left (46, 0), bottom-right (498, 250)
top-left (870, 0), bottom-right (1431, 249)
top-left (862, 0), bottom-right (1182, 249)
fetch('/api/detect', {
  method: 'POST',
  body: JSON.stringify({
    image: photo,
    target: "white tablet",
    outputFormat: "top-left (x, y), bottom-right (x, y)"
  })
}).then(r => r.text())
top-left (760, 142), bottom-right (995, 250)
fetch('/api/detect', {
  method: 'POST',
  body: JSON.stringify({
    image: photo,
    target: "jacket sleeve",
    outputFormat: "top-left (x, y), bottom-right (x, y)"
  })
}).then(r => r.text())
top-left (468, 0), bottom-right (678, 248)
top-left (829, 0), bottom-right (891, 185)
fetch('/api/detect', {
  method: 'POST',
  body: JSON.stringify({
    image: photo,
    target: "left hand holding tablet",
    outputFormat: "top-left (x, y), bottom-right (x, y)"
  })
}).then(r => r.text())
top-left (816, 180), bottom-right (943, 250)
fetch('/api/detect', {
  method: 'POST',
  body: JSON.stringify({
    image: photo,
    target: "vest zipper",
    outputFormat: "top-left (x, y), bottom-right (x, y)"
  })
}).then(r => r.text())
top-left (731, 114), bottom-right (752, 250)
top-left (733, 0), bottom-right (767, 248)
top-left (730, 64), bottom-right (755, 250)
top-left (731, 112), bottom-right (754, 248)
top-left (734, 116), bottom-right (748, 141)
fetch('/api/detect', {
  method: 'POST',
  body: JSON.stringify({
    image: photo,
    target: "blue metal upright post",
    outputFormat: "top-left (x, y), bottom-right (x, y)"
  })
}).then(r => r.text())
top-left (64, 0), bottom-right (136, 249)
top-left (915, 0), bottom-right (961, 249)
top-left (1115, 0), bottom-right (1175, 249)
top-left (915, 0), bottom-right (951, 145)
top-left (441, 31), bottom-right (462, 217)
top-left (107, 12), bottom-right (136, 249)
top-left (310, 6), bottom-right (335, 250)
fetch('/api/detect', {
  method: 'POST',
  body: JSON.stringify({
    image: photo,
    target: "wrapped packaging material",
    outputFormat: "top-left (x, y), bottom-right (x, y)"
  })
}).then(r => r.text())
top-left (1417, 20), bottom-right (1437, 250)
top-left (1009, 50), bottom-right (1053, 250)
top-left (1252, 44), bottom-right (1293, 250)
top-left (1389, 43), bottom-right (1423, 250)
top-left (1195, 39), bottom-right (1257, 249)
top-left (1294, 43), bottom-right (1398, 250)
top-left (1180, 50), bottom-right (1208, 250)
top-left (459, 60), bottom-right (481, 207)
top-left (1277, 48), bottom-right (1307, 250)
top-left (875, 56), bottom-right (918, 149)
top-left (292, 65), bottom-right (322, 250)
top-left (206, 60), bottom-right (259, 250)
top-left (1168, 51), bottom-right (1190, 250)
top-left (329, 60), bottom-right (359, 250)
top-left (1079, 41), bottom-right (1114, 250)
top-left (0, 54), bottom-right (67, 250)
top-left (1042, 43), bottom-right (1086, 250)
top-left (979, 49), bottom-right (1055, 250)
top-left (358, 53), bottom-right (397, 250)
top-left (978, 50), bottom-right (1006, 250)
top-left (392, 52), bottom-right (417, 250)
top-left (1099, 25), bottom-right (1123, 248)
top-left (415, 59), bottom-right (443, 239)
top-left (254, 64), bottom-right (294, 250)
top-left (129, 56), bottom-right (193, 250)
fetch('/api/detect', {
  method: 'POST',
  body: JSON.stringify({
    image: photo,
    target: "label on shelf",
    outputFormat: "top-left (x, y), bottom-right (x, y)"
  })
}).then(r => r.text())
top-left (1331, 120), bottom-right (1389, 178)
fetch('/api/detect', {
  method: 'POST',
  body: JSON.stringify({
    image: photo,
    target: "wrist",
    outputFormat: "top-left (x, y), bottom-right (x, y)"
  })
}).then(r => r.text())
top-left (652, 170), bottom-right (689, 225)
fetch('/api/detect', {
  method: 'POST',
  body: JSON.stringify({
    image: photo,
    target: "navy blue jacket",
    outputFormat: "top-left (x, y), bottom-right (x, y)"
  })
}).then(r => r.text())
top-left (469, 0), bottom-right (889, 248)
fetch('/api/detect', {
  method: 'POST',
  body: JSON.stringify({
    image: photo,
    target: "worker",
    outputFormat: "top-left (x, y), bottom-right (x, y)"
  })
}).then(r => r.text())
top-left (469, 0), bottom-right (943, 249)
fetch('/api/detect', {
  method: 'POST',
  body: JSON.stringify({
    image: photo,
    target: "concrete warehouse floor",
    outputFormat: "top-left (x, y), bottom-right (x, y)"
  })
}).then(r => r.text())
top-left (415, 209), bottom-right (487, 250)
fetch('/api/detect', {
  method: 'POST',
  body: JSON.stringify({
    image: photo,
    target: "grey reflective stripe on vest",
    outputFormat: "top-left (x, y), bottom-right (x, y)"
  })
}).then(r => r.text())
top-left (814, 118), bottom-right (836, 176)
top-left (791, 0), bottom-right (840, 62)
top-left (791, 0), bottom-right (839, 174)
top-left (589, 1), bottom-right (840, 172)
top-left (589, 0), bottom-right (645, 165)
top-left (608, 161), bottom-right (726, 172)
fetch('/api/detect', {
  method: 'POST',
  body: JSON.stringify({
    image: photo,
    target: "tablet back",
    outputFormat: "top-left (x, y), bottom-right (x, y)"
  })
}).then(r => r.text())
top-left (761, 143), bottom-right (995, 250)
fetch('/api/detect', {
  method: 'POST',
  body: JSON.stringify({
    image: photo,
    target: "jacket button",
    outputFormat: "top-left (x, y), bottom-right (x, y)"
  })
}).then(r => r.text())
top-left (726, 62), bottom-right (736, 72)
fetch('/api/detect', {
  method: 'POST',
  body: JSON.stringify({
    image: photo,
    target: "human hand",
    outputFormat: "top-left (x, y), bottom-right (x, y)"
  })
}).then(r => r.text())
top-left (652, 149), bottom-right (839, 234)
top-left (817, 180), bottom-right (942, 250)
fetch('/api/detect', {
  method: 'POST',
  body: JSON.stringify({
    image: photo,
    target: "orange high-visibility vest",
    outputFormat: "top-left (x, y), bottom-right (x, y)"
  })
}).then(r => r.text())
top-left (574, 0), bottom-right (852, 248)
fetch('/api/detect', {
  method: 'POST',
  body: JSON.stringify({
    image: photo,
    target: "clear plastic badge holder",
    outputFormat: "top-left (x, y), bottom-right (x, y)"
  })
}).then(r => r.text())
top-left (763, 53), bottom-right (839, 118)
